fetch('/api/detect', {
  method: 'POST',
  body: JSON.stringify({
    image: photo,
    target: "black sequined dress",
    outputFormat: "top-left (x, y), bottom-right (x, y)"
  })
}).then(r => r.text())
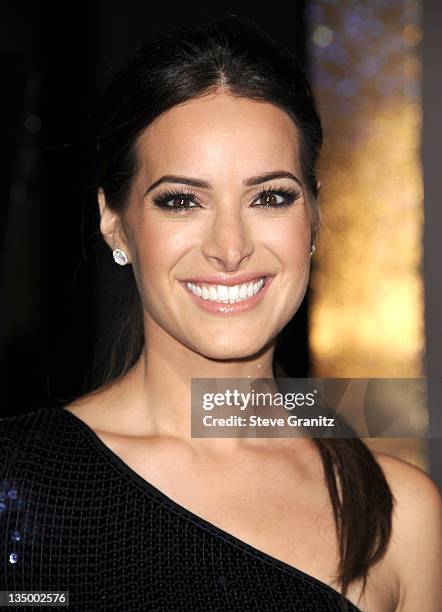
top-left (0, 406), bottom-right (362, 611)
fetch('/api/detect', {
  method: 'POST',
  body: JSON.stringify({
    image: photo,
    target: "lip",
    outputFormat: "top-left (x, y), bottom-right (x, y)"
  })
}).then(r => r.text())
top-left (180, 272), bottom-right (273, 287)
top-left (180, 275), bottom-right (274, 316)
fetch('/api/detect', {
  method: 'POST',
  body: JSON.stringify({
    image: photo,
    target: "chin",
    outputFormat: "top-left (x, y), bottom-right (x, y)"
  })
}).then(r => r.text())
top-left (190, 335), bottom-right (272, 361)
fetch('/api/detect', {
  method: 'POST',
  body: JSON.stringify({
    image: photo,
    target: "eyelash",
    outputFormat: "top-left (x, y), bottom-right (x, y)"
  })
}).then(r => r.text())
top-left (151, 185), bottom-right (302, 214)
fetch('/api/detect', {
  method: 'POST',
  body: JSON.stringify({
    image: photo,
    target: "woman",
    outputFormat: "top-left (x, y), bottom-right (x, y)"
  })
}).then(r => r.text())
top-left (1, 14), bottom-right (440, 612)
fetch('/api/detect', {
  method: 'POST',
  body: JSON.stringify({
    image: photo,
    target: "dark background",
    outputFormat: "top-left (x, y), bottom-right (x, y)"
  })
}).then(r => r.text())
top-left (0, 1), bottom-right (311, 417)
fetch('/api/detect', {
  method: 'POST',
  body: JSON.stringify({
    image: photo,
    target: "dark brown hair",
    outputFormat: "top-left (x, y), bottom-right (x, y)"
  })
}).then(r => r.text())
top-left (90, 14), bottom-right (394, 607)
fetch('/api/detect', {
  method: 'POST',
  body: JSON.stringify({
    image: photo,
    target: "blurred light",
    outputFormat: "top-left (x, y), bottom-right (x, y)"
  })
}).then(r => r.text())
top-left (307, 0), bottom-right (424, 383)
top-left (404, 57), bottom-right (422, 80)
top-left (312, 25), bottom-right (333, 47)
top-left (306, 0), bottom-right (427, 467)
top-left (402, 24), bottom-right (423, 46)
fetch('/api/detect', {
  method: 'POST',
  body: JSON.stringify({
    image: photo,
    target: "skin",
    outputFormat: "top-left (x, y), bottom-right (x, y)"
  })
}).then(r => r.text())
top-left (67, 90), bottom-right (442, 611)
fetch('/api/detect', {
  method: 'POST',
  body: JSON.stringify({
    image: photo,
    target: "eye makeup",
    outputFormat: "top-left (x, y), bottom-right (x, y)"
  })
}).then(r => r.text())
top-left (151, 184), bottom-right (303, 214)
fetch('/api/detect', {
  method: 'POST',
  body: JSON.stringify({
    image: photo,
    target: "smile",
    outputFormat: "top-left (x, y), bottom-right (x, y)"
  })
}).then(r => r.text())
top-left (186, 277), bottom-right (265, 304)
top-left (180, 275), bottom-right (274, 315)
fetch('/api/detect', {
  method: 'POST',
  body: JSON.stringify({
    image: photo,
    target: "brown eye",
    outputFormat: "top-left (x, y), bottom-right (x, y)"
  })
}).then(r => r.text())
top-left (171, 196), bottom-right (196, 208)
top-left (254, 191), bottom-right (289, 207)
top-left (152, 189), bottom-right (201, 213)
top-left (262, 193), bottom-right (279, 206)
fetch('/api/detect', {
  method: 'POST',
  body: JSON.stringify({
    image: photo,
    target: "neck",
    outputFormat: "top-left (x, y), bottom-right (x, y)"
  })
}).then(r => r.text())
top-left (115, 318), bottom-right (277, 453)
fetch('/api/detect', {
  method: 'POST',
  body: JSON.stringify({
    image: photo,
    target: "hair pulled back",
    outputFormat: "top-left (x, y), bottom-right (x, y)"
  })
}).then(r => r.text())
top-left (92, 15), bottom-right (394, 607)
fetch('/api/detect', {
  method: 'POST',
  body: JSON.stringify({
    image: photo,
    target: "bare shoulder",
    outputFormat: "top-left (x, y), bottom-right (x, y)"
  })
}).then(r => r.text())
top-left (373, 451), bottom-right (442, 612)
top-left (64, 385), bottom-right (117, 429)
top-left (64, 376), bottom-right (144, 437)
top-left (373, 451), bottom-right (441, 497)
top-left (372, 450), bottom-right (442, 508)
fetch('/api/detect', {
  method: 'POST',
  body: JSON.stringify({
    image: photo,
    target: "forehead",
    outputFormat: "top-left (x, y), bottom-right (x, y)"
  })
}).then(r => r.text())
top-left (135, 92), bottom-right (301, 179)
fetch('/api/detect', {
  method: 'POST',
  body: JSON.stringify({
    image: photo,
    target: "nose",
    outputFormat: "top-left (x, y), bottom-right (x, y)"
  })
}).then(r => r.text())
top-left (201, 206), bottom-right (254, 271)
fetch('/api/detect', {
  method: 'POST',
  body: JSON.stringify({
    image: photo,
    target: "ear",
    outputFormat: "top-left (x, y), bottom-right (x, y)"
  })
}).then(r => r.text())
top-left (97, 188), bottom-right (131, 262)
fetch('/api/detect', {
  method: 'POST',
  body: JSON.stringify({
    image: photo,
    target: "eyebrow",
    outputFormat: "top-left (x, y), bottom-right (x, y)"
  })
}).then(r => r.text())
top-left (144, 171), bottom-right (303, 195)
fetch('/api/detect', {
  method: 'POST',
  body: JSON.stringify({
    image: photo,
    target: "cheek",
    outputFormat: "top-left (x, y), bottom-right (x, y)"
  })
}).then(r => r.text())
top-left (261, 211), bottom-right (311, 266)
top-left (130, 218), bottom-right (192, 286)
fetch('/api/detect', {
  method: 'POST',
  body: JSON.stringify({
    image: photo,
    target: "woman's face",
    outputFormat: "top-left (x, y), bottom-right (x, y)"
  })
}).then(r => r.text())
top-left (102, 90), bottom-right (312, 359)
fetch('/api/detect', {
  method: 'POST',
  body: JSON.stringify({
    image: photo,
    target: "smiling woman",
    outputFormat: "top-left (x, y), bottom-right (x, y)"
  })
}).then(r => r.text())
top-left (0, 13), bottom-right (441, 612)
top-left (99, 92), bottom-right (313, 356)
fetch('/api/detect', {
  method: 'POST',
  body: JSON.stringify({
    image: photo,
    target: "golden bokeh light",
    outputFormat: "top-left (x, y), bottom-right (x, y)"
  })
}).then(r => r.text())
top-left (307, 1), bottom-right (425, 468)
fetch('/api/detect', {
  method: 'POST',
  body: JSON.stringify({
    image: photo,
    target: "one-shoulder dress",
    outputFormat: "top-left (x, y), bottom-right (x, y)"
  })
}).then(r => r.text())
top-left (0, 406), bottom-right (362, 611)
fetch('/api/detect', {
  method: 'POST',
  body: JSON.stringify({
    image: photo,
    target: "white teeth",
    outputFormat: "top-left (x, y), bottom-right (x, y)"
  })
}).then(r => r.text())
top-left (217, 285), bottom-right (229, 300)
top-left (229, 285), bottom-right (239, 300)
top-left (202, 286), bottom-right (210, 300)
top-left (186, 277), bottom-right (266, 303)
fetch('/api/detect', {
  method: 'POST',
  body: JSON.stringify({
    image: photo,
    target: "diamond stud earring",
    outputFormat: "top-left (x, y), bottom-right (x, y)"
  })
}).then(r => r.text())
top-left (112, 248), bottom-right (128, 266)
top-left (310, 244), bottom-right (316, 256)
